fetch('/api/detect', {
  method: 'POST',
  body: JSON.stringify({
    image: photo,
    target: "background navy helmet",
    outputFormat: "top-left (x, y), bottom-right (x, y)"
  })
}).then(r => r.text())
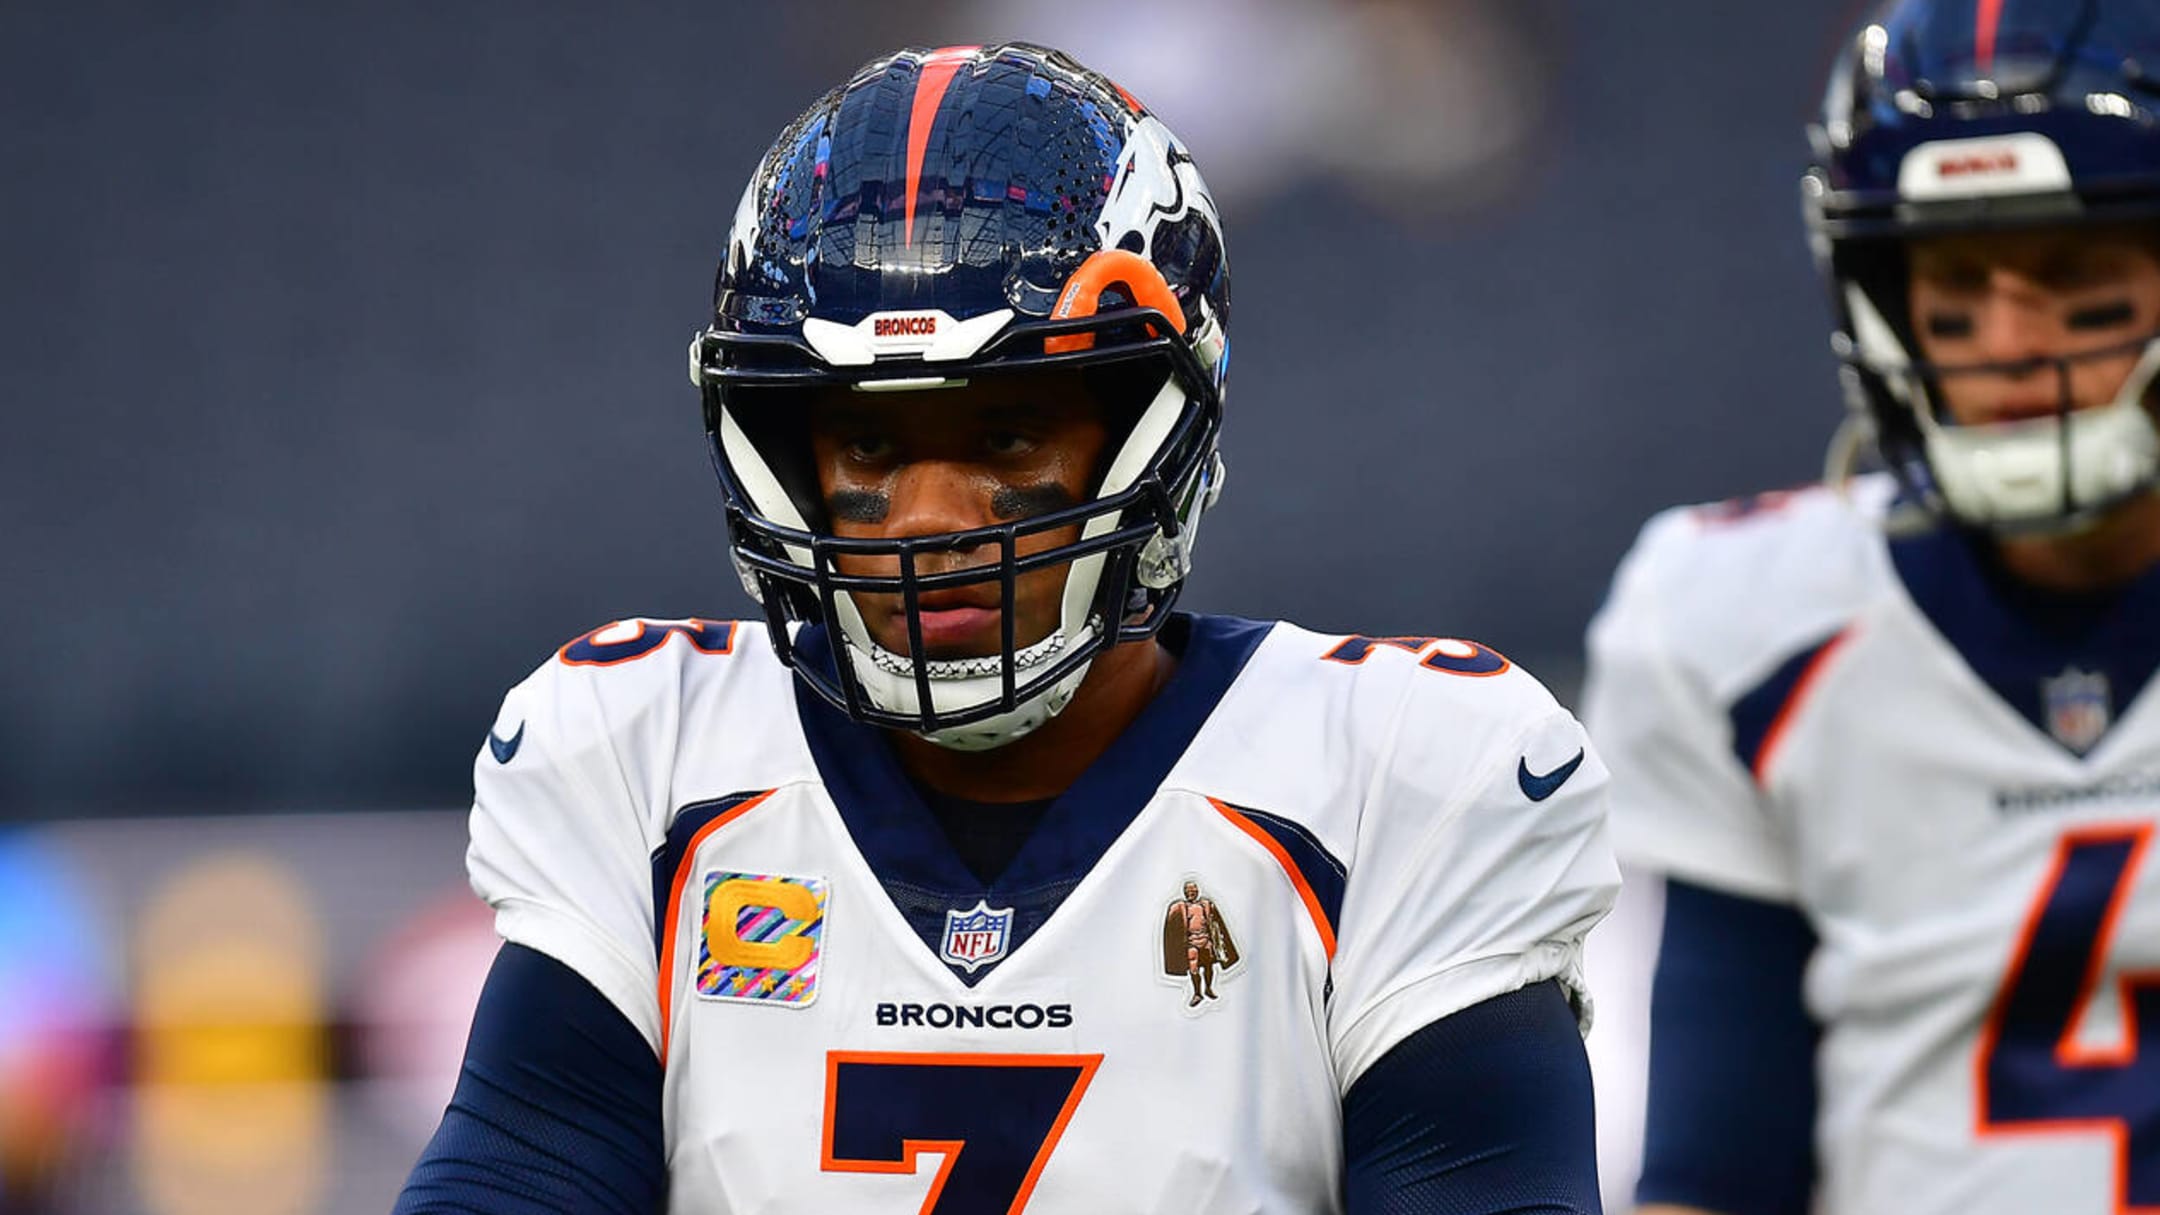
top-left (689, 43), bottom-right (1231, 749)
top-left (1806, 0), bottom-right (2160, 532)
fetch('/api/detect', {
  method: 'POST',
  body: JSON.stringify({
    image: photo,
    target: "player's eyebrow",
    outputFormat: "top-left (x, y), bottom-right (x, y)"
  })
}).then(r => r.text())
top-left (814, 403), bottom-right (885, 431)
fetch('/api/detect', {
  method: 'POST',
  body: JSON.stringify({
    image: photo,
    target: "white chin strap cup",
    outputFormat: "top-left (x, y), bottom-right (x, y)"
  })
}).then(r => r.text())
top-left (1916, 339), bottom-right (2160, 531)
top-left (1843, 285), bottom-right (2160, 532)
top-left (851, 621), bottom-right (1100, 754)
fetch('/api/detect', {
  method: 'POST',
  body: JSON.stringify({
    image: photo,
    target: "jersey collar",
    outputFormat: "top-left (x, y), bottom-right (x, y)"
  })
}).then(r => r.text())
top-left (1889, 526), bottom-right (2160, 757)
top-left (793, 612), bottom-right (1273, 983)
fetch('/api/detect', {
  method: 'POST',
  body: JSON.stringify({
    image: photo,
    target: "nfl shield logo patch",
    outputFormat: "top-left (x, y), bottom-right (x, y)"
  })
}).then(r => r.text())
top-left (2042, 667), bottom-right (2111, 755)
top-left (940, 899), bottom-right (1014, 974)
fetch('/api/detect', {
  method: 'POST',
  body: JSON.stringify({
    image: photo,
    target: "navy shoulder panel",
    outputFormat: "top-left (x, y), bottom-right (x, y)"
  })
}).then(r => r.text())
top-left (1728, 631), bottom-right (1848, 782)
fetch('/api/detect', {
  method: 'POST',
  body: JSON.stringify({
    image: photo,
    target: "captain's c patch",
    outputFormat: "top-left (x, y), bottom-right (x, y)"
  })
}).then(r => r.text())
top-left (697, 871), bottom-right (827, 1007)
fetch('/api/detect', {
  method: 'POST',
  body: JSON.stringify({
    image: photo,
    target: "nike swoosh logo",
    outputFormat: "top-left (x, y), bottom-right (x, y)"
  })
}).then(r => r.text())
top-left (489, 722), bottom-right (525, 765)
top-left (1517, 748), bottom-right (1584, 802)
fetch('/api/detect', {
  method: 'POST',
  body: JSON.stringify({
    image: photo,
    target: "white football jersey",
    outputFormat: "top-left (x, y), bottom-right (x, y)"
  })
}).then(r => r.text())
top-left (466, 613), bottom-right (1617, 1214)
top-left (1585, 475), bottom-right (2160, 1215)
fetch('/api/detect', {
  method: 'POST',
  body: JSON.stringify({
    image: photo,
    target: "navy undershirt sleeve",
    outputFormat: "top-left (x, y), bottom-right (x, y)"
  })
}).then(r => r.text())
top-left (1636, 878), bottom-right (1819, 1215)
top-left (394, 942), bottom-right (665, 1215)
top-left (1342, 979), bottom-right (1601, 1214)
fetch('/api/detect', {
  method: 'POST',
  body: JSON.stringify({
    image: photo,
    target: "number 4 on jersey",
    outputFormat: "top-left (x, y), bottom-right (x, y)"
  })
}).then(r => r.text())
top-left (1977, 825), bottom-right (2160, 1210)
top-left (823, 1052), bottom-right (1101, 1214)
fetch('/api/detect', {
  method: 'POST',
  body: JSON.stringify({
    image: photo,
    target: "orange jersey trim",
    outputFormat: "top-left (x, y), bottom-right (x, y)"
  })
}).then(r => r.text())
top-left (1752, 627), bottom-right (1854, 787)
top-left (1208, 797), bottom-right (1338, 960)
top-left (657, 788), bottom-right (779, 1057)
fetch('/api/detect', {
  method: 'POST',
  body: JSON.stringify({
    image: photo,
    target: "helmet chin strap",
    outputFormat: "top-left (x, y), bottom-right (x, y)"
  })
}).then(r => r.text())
top-left (1821, 411), bottom-right (1941, 538)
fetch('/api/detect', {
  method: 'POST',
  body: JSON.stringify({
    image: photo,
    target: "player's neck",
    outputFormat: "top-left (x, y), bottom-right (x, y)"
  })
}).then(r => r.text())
top-left (1991, 490), bottom-right (2160, 593)
top-left (886, 638), bottom-right (1178, 803)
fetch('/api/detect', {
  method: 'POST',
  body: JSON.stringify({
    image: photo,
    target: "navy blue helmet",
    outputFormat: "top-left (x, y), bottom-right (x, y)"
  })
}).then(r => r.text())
top-left (690, 44), bottom-right (1231, 748)
top-left (1807, 0), bottom-right (2160, 531)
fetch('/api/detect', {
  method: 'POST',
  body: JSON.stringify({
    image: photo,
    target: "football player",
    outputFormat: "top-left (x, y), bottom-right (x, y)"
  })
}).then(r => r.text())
top-left (1584, 3), bottom-right (2160, 1213)
top-left (396, 43), bottom-right (1616, 1214)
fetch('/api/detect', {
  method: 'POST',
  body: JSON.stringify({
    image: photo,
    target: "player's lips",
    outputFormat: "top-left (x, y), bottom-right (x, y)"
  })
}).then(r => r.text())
top-left (887, 590), bottom-right (1005, 650)
top-left (909, 606), bottom-right (1002, 649)
top-left (1979, 398), bottom-right (2069, 424)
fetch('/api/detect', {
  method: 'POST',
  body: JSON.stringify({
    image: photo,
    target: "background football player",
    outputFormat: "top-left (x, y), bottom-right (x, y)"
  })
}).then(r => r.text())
top-left (1585, 2), bottom-right (2160, 1212)
top-left (396, 43), bottom-right (1617, 1213)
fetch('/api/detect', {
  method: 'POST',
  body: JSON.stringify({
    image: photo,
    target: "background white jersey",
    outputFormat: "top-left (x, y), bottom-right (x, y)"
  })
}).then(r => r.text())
top-left (1584, 475), bottom-right (2160, 1215)
top-left (465, 613), bottom-right (1617, 1214)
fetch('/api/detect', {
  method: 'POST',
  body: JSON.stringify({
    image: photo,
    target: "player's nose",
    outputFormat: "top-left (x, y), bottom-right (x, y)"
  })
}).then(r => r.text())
top-left (1971, 268), bottom-right (2059, 369)
top-left (880, 461), bottom-right (999, 551)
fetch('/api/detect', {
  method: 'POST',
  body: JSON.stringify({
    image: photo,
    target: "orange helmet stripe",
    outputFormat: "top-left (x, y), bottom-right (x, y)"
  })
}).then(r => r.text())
top-left (1975, 0), bottom-right (2005, 74)
top-left (903, 47), bottom-right (979, 248)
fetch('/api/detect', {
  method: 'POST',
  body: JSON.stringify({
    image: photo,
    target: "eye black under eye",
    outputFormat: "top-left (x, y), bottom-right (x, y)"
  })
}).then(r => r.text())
top-left (2067, 300), bottom-right (2136, 331)
top-left (990, 483), bottom-right (1077, 521)
top-left (1924, 312), bottom-right (1974, 339)
top-left (828, 489), bottom-right (889, 523)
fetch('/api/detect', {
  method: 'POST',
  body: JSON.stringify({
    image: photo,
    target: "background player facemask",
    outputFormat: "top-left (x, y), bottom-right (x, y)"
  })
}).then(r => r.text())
top-left (690, 44), bottom-right (1234, 749)
top-left (1838, 282), bottom-right (2160, 532)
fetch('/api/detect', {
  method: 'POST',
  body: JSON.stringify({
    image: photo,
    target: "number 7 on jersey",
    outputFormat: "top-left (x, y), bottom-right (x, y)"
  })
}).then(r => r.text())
top-left (822, 1052), bottom-right (1102, 1214)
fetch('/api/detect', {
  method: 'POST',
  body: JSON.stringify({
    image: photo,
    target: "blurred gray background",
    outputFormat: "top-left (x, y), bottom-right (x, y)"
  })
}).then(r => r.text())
top-left (4, 0), bottom-right (1869, 820)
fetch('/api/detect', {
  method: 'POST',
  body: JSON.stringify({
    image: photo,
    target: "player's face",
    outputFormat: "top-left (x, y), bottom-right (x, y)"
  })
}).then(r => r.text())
top-left (1906, 224), bottom-right (2160, 426)
top-left (808, 375), bottom-right (1110, 662)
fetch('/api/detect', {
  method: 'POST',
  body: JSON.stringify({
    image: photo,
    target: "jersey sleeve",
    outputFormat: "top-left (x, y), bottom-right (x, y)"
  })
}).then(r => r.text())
top-left (465, 655), bottom-right (666, 1054)
top-left (1326, 675), bottom-right (1620, 1092)
top-left (1341, 980), bottom-right (1600, 1214)
top-left (1582, 511), bottom-right (1800, 903)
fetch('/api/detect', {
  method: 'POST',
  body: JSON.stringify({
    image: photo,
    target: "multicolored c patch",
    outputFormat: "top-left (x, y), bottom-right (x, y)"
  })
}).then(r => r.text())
top-left (697, 871), bottom-right (827, 1008)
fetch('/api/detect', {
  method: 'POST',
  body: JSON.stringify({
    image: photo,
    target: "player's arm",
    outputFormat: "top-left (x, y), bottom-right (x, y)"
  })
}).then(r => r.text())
top-left (1329, 668), bottom-right (1621, 1213)
top-left (398, 652), bottom-right (674, 1210)
top-left (395, 943), bottom-right (664, 1214)
top-left (1342, 978), bottom-right (1600, 1214)
top-left (1581, 515), bottom-right (1822, 1215)
top-left (1628, 877), bottom-right (1818, 1215)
